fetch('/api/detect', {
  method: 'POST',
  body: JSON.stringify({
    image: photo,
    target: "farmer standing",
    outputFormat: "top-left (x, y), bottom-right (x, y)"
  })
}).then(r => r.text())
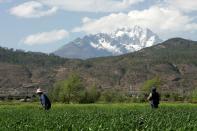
top-left (36, 88), bottom-right (51, 110)
top-left (147, 87), bottom-right (160, 108)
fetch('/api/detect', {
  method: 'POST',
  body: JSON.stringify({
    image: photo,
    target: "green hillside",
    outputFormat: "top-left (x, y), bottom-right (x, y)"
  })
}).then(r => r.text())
top-left (0, 38), bottom-right (197, 101)
top-left (0, 47), bottom-right (66, 68)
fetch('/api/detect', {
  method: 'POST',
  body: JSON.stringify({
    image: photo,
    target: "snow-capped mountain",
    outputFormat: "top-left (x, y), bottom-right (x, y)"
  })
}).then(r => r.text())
top-left (54, 26), bottom-right (162, 59)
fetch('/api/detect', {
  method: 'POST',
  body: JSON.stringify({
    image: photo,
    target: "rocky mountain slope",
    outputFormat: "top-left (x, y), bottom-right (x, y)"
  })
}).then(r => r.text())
top-left (54, 26), bottom-right (162, 59)
top-left (0, 38), bottom-right (197, 99)
top-left (79, 38), bottom-right (197, 92)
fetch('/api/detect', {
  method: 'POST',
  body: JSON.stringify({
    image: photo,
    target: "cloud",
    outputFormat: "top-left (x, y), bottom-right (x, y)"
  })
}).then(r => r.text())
top-left (72, 6), bottom-right (197, 39)
top-left (22, 29), bottom-right (69, 45)
top-left (10, 1), bottom-right (58, 18)
top-left (38, 0), bottom-right (144, 12)
top-left (165, 0), bottom-right (197, 12)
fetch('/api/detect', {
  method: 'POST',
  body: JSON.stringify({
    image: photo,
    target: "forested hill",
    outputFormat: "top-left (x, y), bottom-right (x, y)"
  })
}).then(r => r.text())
top-left (70, 38), bottom-right (197, 93)
top-left (0, 47), bottom-right (67, 68)
top-left (0, 47), bottom-right (69, 99)
top-left (0, 38), bottom-right (197, 99)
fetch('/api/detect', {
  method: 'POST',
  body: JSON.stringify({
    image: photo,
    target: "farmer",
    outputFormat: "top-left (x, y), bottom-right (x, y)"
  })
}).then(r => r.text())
top-left (147, 87), bottom-right (160, 108)
top-left (36, 88), bottom-right (51, 110)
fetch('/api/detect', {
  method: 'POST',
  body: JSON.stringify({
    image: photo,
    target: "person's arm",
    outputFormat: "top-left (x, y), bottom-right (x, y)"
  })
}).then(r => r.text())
top-left (147, 93), bottom-right (152, 101)
top-left (40, 95), bottom-right (46, 107)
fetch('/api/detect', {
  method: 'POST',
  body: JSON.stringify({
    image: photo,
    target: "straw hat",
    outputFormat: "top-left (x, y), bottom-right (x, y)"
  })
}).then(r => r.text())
top-left (36, 88), bottom-right (43, 94)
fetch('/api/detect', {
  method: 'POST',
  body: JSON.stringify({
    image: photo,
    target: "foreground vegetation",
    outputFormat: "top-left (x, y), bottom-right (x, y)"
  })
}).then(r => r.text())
top-left (0, 103), bottom-right (197, 130)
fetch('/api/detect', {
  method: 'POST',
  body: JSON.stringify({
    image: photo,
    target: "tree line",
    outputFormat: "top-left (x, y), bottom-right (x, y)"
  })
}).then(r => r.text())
top-left (49, 73), bottom-right (197, 103)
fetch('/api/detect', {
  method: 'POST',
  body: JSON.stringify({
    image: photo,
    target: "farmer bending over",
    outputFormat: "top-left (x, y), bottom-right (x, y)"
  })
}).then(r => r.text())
top-left (36, 88), bottom-right (51, 110)
top-left (147, 87), bottom-right (160, 108)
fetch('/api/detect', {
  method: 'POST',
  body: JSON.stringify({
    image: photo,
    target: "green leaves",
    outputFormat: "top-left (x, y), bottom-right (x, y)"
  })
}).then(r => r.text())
top-left (142, 76), bottom-right (161, 93)
top-left (0, 104), bottom-right (197, 130)
top-left (191, 88), bottom-right (197, 103)
top-left (51, 73), bottom-right (85, 103)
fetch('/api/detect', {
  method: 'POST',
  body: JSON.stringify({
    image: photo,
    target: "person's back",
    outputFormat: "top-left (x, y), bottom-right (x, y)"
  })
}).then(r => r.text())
top-left (151, 91), bottom-right (160, 108)
top-left (40, 94), bottom-right (51, 110)
top-left (148, 87), bottom-right (160, 108)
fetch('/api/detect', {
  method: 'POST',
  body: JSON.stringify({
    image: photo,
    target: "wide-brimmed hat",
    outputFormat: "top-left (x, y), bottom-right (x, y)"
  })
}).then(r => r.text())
top-left (36, 88), bottom-right (43, 94)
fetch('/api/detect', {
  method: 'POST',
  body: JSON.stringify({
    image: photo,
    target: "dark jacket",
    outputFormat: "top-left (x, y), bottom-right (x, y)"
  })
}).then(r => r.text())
top-left (150, 92), bottom-right (160, 105)
top-left (40, 94), bottom-right (51, 110)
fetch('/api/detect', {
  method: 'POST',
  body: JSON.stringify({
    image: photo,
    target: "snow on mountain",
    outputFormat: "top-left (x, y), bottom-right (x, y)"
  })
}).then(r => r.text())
top-left (54, 25), bottom-right (163, 59)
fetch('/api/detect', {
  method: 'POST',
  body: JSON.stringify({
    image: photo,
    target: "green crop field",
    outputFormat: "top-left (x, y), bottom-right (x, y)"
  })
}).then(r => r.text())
top-left (0, 103), bottom-right (197, 131)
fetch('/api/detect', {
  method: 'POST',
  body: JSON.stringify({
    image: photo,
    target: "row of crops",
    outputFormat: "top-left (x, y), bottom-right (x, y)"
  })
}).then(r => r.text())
top-left (0, 103), bottom-right (197, 130)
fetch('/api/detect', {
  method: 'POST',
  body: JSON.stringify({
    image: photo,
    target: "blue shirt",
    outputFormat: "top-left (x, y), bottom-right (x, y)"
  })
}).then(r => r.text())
top-left (40, 94), bottom-right (51, 110)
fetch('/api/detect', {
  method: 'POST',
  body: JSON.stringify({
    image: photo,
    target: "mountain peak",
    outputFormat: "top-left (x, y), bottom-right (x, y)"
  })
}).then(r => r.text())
top-left (54, 26), bottom-right (163, 59)
top-left (115, 25), bottom-right (143, 32)
top-left (112, 26), bottom-right (159, 40)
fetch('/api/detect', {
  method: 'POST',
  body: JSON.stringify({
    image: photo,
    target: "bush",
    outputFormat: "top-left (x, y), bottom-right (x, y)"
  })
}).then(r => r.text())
top-left (79, 85), bottom-right (101, 103)
top-left (49, 73), bottom-right (85, 103)
top-left (49, 82), bottom-right (62, 102)
top-left (100, 91), bottom-right (115, 103)
top-left (161, 93), bottom-right (171, 101)
top-left (190, 88), bottom-right (197, 103)
top-left (142, 76), bottom-right (161, 93)
top-left (100, 90), bottom-right (129, 103)
top-left (170, 93), bottom-right (182, 101)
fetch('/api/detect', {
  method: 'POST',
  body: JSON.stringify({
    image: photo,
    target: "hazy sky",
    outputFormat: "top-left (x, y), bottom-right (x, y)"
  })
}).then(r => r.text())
top-left (0, 0), bottom-right (197, 53)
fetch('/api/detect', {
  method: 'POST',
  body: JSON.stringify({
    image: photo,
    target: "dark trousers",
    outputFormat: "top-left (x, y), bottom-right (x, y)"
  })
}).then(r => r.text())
top-left (151, 102), bottom-right (159, 108)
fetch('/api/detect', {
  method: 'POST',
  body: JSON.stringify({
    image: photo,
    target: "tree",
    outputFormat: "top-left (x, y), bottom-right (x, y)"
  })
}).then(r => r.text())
top-left (100, 89), bottom-right (127, 103)
top-left (142, 76), bottom-right (161, 93)
top-left (55, 73), bottom-right (85, 103)
top-left (80, 84), bottom-right (100, 103)
top-left (49, 81), bottom-right (62, 102)
top-left (191, 88), bottom-right (197, 103)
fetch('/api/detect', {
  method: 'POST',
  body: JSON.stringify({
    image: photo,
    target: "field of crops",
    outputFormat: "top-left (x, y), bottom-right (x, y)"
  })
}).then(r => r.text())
top-left (0, 103), bottom-right (197, 131)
